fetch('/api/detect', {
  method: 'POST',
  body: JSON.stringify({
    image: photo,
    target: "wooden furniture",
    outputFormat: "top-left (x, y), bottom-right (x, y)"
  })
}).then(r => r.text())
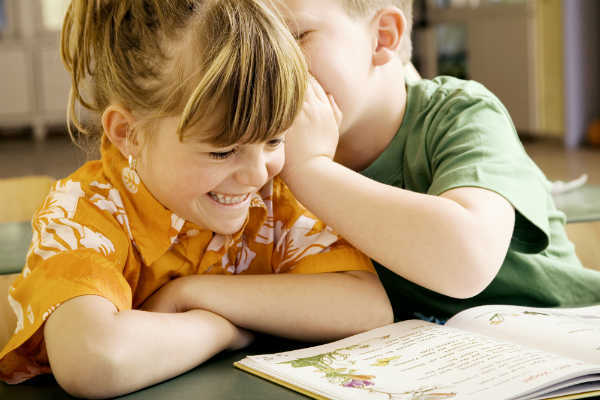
top-left (553, 184), bottom-right (600, 270)
top-left (0, 175), bottom-right (54, 223)
top-left (565, 222), bottom-right (600, 272)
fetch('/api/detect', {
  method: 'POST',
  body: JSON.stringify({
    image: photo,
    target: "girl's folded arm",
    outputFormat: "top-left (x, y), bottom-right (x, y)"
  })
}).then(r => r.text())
top-left (144, 270), bottom-right (393, 343)
top-left (44, 295), bottom-right (248, 399)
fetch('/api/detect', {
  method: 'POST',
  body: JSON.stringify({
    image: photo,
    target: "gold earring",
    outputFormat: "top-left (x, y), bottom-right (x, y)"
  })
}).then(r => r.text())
top-left (128, 154), bottom-right (137, 171)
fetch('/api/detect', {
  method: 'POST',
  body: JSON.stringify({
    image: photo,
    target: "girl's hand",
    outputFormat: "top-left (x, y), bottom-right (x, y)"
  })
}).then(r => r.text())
top-left (281, 76), bottom-right (342, 181)
top-left (228, 326), bottom-right (255, 351)
top-left (140, 280), bottom-right (182, 313)
top-left (141, 279), bottom-right (254, 350)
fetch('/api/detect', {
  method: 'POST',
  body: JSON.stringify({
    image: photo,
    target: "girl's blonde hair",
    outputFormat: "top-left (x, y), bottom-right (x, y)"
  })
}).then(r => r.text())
top-left (342, 0), bottom-right (413, 64)
top-left (61, 0), bottom-right (308, 147)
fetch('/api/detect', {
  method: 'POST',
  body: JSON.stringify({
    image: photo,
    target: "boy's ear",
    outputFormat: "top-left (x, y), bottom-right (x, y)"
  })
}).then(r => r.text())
top-left (371, 7), bottom-right (406, 67)
top-left (102, 105), bottom-right (139, 159)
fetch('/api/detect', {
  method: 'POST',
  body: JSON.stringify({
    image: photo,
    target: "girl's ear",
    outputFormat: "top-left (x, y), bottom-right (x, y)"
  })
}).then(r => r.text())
top-left (102, 105), bottom-right (139, 158)
top-left (371, 7), bottom-right (406, 67)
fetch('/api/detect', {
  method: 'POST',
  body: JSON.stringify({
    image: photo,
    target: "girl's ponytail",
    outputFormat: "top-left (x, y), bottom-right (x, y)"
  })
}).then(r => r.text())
top-left (60, 0), bottom-right (193, 141)
top-left (61, 0), bottom-right (102, 137)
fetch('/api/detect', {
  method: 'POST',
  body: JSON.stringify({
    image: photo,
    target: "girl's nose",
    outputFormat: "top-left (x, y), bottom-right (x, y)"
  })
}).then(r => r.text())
top-left (235, 149), bottom-right (270, 187)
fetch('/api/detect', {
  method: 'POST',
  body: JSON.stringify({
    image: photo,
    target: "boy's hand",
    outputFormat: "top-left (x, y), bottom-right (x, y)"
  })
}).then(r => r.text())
top-left (281, 76), bottom-right (342, 181)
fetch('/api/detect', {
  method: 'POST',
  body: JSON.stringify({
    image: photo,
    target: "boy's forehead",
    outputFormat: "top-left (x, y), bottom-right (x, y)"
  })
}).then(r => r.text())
top-left (275, 0), bottom-right (345, 23)
top-left (276, 0), bottom-right (341, 14)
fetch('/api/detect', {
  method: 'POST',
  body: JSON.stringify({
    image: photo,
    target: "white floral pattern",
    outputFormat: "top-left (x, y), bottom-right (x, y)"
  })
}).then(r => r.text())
top-left (31, 180), bottom-right (116, 260)
top-left (274, 216), bottom-right (337, 272)
top-left (7, 290), bottom-right (24, 334)
top-left (90, 186), bottom-right (133, 240)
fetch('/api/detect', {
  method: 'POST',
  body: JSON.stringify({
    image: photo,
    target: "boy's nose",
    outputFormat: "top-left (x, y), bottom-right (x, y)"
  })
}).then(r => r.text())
top-left (235, 150), bottom-right (269, 187)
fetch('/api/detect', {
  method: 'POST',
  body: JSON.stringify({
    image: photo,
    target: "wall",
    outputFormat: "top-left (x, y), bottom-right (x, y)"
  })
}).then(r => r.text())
top-left (563, 0), bottom-right (600, 148)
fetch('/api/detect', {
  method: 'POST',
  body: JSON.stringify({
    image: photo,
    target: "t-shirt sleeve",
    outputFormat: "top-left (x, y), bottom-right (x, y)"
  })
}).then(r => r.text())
top-left (424, 86), bottom-right (551, 253)
top-left (0, 179), bottom-right (133, 383)
top-left (270, 178), bottom-right (374, 274)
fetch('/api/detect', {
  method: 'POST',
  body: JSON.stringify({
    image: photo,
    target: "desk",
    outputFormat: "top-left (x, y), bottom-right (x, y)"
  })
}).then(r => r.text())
top-left (0, 222), bottom-right (308, 399)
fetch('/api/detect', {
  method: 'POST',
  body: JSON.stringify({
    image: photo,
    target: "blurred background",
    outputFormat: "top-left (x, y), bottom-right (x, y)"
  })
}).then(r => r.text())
top-left (0, 0), bottom-right (598, 180)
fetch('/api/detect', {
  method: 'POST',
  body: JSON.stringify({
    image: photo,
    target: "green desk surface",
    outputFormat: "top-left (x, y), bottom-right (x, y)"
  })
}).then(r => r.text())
top-left (553, 184), bottom-right (600, 223)
top-left (0, 337), bottom-right (309, 399)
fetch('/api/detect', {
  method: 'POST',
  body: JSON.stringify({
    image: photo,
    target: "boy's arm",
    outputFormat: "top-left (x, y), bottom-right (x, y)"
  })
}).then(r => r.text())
top-left (281, 78), bottom-right (515, 299)
top-left (142, 270), bottom-right (393, 342)
top-left (284, 161), bottom-right (514, 299)
top-left (44, 295), bottom-right (252, 399)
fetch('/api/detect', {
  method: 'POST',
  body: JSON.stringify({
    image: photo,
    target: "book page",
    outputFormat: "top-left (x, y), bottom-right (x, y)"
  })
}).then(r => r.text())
top-left (446, 304), bottom-right (600, 363)
top-left (237, 320), bottom-right (600, 400)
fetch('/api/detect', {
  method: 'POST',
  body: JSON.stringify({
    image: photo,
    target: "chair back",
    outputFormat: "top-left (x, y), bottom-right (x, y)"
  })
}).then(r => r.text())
top-left (0, 176), bottom-right (55, 223)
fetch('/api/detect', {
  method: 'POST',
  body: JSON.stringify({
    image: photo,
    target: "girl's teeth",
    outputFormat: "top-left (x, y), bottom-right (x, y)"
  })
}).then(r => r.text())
top-left (209, 192), bottom-right (248, 205)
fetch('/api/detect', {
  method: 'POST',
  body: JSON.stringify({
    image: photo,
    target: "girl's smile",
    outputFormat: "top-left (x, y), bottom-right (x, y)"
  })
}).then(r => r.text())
top-left (208, 192), bottom-right (251, 206)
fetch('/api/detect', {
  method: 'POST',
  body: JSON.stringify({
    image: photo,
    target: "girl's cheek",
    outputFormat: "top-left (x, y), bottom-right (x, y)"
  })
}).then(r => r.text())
top-left (269, 152), bottom-right (285, 176)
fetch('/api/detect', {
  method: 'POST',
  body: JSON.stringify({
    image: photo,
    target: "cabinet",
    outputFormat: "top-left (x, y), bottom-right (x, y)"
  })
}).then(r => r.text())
top-left (0, 0), bottom-right (70, 140)
top-left (413, 0), bottom-right (565, 138)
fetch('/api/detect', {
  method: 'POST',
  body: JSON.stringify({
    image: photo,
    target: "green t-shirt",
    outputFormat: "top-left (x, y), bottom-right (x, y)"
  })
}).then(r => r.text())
top-left (361, 76), bottom-right (600, 321)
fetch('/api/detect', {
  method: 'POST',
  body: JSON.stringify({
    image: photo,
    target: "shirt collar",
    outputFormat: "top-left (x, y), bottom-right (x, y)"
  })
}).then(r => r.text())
top-left (100, 135), bottom-right (268, 265)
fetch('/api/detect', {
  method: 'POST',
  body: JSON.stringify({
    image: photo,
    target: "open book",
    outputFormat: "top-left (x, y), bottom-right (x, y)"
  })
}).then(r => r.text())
top-left (235, 304), bottom-right (600, 400)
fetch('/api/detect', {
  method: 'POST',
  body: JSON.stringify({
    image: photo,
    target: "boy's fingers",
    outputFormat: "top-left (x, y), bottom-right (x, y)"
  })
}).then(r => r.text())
top-left (309, 75), bottom-right (329, 103)
top-left (303, 76), bottom-right (318, 103)
top-left (328, 95), bottom-right (343, 128)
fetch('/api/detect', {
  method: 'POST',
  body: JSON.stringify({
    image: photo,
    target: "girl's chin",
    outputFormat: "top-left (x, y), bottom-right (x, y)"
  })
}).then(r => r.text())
top-left (205, 213), bottom-right (249, 236)
top-left (212, 223), bottom-right (246, 236)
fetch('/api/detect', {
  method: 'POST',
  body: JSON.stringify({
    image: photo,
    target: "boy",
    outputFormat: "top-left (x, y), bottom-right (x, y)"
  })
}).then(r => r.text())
top-left (278, 0), bottom-right (600, 321)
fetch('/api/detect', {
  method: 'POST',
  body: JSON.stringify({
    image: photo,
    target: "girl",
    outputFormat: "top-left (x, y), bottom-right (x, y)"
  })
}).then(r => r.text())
top-left (0, 0), bottom-right (392, 397)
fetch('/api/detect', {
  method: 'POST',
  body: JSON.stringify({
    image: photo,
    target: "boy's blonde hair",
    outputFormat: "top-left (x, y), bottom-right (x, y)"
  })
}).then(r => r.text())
top-left (342, 0), bottom-right (413, 64)
top-left (61, 0), bottom-right (308, 147)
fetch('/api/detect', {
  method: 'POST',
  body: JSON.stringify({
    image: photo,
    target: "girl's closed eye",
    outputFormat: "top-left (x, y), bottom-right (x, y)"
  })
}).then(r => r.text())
top-left (267, 137), bottom-right (285, 149)
top-left (209, 147), bottom-right (238, 160)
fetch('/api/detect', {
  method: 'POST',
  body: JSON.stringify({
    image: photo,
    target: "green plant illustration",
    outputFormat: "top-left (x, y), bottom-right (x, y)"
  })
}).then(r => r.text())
top-left (280, 337), bottom-right (456, 399)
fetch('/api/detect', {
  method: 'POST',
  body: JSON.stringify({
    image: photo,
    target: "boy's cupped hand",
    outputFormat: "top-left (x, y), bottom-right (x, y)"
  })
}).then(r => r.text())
top-left (281, 76), bottom-right (342, 180)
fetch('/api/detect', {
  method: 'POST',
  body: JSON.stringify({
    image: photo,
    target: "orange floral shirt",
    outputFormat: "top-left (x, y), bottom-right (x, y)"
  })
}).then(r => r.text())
top-left (0, 137), bottom-right (373, 384)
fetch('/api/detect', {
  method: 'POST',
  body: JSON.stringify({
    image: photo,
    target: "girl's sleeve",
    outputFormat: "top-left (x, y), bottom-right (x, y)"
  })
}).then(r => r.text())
top-left (271, 178), bottom-right (374, 274)
top-left (0, 179), bottom-right (133, 383)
